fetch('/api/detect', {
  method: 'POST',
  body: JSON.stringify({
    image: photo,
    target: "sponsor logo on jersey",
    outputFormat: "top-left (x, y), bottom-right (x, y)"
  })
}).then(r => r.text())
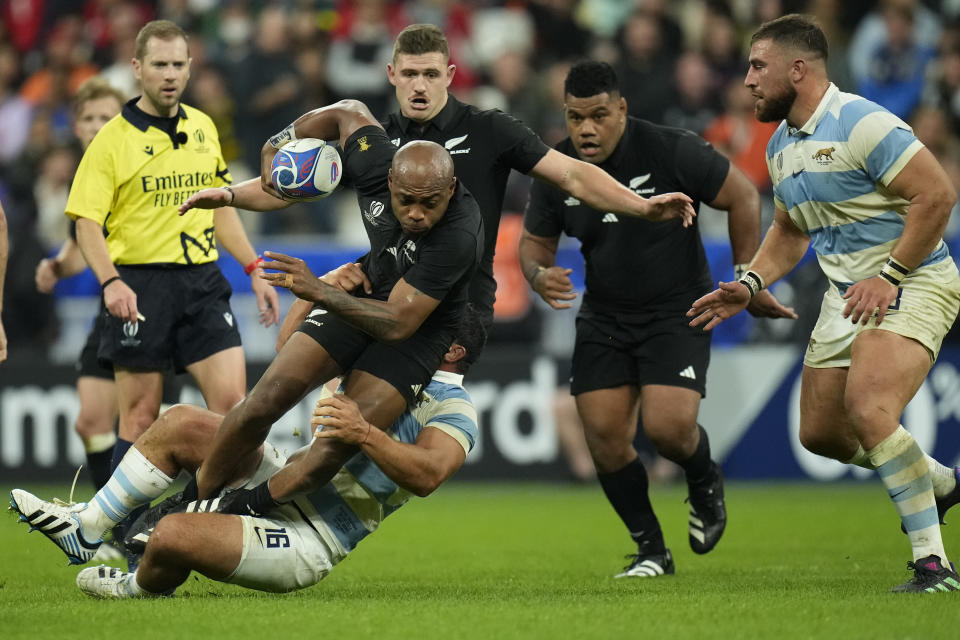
top-left (444, 134), bottom-right (471, 155)
top-left (564, 196), bottom-right (580, 207)
top-left (678, 366), bottom-right (696, 380)
top-left (602, 213), bottom-right (619, 223)
top-left (121, 321), bottom-right (141, 347)
top-left (144, 145), bottom-right (154, 156)
top-left (364, 200), bottom-right (385, 225)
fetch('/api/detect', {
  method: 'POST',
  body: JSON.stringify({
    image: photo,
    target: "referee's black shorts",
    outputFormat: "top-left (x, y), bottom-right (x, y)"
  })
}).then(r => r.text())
top-left (569, 306), bottom-right (711, 397)
top-left (296, 305), bottom-right (451, 406)
top-left (77, 310), bottom-right (113, 380)
top-left (98, 262), bottom-right (241, 373)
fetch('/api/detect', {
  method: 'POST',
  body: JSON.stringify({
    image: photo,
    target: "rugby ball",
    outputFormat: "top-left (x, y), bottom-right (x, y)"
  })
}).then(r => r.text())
top-left (271, 138), bottom-right (341, 201)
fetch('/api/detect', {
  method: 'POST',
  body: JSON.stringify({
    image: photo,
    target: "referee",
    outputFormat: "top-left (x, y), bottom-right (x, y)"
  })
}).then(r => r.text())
top-left (66, 21), bottom-right (279, 473)
top-left (521, 61), bottom-right (795, 578)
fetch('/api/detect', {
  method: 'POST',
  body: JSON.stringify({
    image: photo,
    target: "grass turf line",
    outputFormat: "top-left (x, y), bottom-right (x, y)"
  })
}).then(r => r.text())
top-left (3, 481), bottom-right (958, 639)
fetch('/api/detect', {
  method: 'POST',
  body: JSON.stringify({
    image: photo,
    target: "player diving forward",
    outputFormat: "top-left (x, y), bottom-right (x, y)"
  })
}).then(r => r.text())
top-left (9, 302), bottom-right (485, 598)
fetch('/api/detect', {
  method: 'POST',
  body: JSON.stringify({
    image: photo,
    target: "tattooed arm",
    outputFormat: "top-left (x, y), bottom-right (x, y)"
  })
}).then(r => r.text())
top-left (261, 251), bottom-right (439, 342)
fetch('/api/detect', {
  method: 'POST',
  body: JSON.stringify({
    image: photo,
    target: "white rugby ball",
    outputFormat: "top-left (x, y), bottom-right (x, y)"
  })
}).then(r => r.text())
top-left (271, 138), bottom-right (342, 201)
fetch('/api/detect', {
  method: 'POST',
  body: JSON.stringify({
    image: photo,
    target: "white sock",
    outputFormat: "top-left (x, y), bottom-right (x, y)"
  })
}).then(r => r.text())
top-left (868, 426), bottom-right (947, 565)
top-left (84, 432), bottom-right (116, 454)
top-left (844, 445), bottom-right (874, 469)
top-left (83, 447), bottom-right (173, 540)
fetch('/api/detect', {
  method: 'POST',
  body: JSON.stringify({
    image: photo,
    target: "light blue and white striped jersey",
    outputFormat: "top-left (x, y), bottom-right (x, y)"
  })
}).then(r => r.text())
top-left (295, 370), bottom-right (477, 558)
top-left (766, 83), bottom-right (951, 291)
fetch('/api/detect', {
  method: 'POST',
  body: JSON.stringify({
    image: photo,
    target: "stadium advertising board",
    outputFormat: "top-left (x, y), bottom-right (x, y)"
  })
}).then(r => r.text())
top-left (3, 346), bottom-right (960, 483)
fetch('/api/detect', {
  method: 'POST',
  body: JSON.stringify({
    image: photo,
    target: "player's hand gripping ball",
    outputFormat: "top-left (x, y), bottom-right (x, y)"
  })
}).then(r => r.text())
top-left (271, 138), bottom-right (342, 201)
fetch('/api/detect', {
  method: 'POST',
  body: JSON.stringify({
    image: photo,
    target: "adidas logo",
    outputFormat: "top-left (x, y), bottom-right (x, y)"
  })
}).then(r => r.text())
top-left (564, 196), bottom-right (580, 206)
top-left (602, 213), bottom-right (619, 223)
top-left (678, 366), bottom-right (696, 380)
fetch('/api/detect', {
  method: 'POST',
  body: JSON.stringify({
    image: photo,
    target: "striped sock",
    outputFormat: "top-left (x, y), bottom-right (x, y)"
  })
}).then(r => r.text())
top-left (867, 427), bottom-right (947, 564)
top-left (82, 447), bottom-right (173, 540)
top-left (848, 431), bottom-right (957, 498)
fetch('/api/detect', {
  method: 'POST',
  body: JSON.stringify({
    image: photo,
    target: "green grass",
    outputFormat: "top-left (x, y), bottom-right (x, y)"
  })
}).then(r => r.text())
top-left (3, 481), bottom-right (959, 639)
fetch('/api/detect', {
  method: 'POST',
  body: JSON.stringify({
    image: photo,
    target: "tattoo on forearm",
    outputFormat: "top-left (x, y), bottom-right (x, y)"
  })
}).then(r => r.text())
top-left (320, 286), bottom-right (402, 338)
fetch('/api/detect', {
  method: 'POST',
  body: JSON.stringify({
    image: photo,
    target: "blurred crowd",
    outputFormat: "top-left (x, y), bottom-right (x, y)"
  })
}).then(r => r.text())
top-left (6, 0), bottom-right (960, 353)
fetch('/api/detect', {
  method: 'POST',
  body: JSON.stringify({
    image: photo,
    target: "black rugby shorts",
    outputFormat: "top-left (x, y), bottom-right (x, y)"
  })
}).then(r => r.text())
top-left (570, 307), bottom-right (711, 396)
top-left (296, 305), bottom-right (450, 405)
top-left (98, 263), bottom-right (241, 372)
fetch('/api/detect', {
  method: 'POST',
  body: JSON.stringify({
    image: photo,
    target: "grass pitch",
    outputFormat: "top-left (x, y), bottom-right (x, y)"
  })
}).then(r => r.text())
top-left (3, 481), bottom-right (958, 639)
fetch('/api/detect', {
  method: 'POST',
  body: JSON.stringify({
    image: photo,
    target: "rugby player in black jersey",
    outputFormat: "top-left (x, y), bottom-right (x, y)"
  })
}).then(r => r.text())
top-left (274, 23), bottom-right (697, 345)
top-left (179, 99), bottom-right (484, 502)
top-left (521, 60), bottom-right (795, 578)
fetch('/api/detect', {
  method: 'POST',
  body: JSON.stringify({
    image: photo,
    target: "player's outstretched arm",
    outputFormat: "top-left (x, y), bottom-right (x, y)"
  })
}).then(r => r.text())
top-left (529, 149), bottom-right (696, 226)
top-left (180, 178), bottom-right (289, 215)
top-left (312, 394), bottom-right (466, 497)
top-left (518, 228), bottom-right (577, 310)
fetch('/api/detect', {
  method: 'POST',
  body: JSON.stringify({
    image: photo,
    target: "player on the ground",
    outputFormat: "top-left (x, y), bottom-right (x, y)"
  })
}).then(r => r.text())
top-left (178, 99), bottom-right (482, 502)
top-left (9, 304), bottom-right (484, 598)
top-left (275, 23), bottom-right (696, 344)
top-left (688, 14), bottom-right (960, 593)
top-left (65, 21), bottom-right (278, 481)
top-left (521, 60), bottom-right (796, 579)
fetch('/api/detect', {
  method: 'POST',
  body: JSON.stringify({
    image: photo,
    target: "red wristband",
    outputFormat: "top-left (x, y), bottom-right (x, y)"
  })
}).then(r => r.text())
top-left (244, 256), bottom-right (264, 275)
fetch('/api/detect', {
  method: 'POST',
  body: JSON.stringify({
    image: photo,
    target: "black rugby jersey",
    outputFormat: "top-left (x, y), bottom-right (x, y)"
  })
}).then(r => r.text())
top-left (382, 95), bottom-right (549, 320)
top-left (341, 125), bottom-right (484, 335)
top-left (525, 117), bottom-right (729, 314)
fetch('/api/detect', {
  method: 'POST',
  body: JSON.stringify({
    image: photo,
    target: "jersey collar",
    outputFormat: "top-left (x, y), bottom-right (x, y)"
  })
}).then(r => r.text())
top-left (395, 93), bottom-right (459, 136)
top-left (788, 82), bottom-right (837, 138)
top-left (122, 97), bottom-right (188, 143)
top-left (431, 369), bottom-right (464, 387)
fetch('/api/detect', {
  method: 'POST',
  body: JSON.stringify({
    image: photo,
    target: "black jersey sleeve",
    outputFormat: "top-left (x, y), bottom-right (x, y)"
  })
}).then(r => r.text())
top-left (490, 110), bottom-right (551, 175)
top-left (672, 131), bottom-right (730, 204)
top-left (523, 176), bottom-right (565, 238)
top-left (342, 126), bottom-right (395, 195)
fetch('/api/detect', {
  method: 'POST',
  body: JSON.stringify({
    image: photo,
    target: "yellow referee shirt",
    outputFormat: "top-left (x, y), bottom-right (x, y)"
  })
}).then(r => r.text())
top-left (66, 99), bottom-right (232, 265)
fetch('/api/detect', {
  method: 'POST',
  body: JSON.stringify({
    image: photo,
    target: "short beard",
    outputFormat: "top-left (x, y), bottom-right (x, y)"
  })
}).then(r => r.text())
top-left (755, 84), bottom-right (797, 123)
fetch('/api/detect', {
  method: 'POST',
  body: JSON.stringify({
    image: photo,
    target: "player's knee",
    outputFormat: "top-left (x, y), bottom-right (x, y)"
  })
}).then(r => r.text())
top-left (244, 378), bottom-right (302, 425)
top-left (798, 425), bottom-right (843, 459)
top-left (643, 420), bottom-right (696, 460)
top-left (74, 409), bottom-right (114, 440)
top-left (149, 515), bottom-right (191, 559)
